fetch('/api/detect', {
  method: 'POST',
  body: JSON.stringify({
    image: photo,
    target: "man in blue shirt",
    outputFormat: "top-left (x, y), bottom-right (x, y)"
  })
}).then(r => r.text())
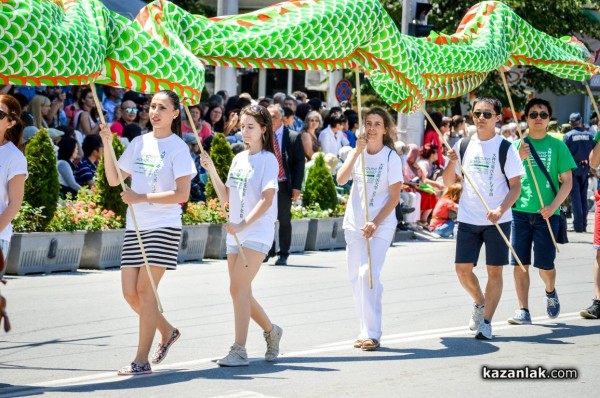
top-left (75, 135), bottom-right (103, 188)
top-left (563, 112), bottom-right (595, 232)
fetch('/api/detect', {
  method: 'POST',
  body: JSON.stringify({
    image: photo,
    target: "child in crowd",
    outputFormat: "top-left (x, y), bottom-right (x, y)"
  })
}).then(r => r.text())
top-left (429, 183), bottom-right (462, 238)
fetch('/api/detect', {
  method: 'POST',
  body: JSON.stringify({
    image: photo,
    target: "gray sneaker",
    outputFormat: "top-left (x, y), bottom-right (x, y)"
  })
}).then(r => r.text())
top-left (264, 324), bottom-right (283, 361)
top-left (475, 322), bottom-right (492, 340)
top-left (508, 309), bottom-right (532, 325)
top-left (216, 343), bottom-right (249, 367)
top-left (469, 304), bottom-right (485, 331)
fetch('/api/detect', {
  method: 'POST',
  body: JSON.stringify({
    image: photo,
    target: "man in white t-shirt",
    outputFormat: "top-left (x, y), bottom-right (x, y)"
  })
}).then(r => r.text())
top-left (443, 96), bottom-right (525, 340)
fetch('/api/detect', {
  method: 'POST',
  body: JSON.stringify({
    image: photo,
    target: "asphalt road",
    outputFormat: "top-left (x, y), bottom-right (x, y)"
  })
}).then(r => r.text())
top-left (0, 217), bottom-right (599, 397)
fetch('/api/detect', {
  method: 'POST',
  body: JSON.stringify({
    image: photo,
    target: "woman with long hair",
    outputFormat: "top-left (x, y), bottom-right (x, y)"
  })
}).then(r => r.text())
top-left (73, 88), bottom-right (101, 136)
top-left (135, 103), bottom-right (152, 134)
top-left (337, 107), bottom-right (403, 351)
top-left (423, 111), bottom-right (445, 168)
top-left (56, 136), bottom-right (82, 198)
top-left (300, 110), bottom-right (322, 161)
top-left (203, 104), bottom-right (225, 134)
top-left (429, 182), bottom-right (462, 238)
top-left (29, 95), bottom-right (51, 129)
top-left (200, 104), bottom-right (282, 367)
top-left (100, 90), bottom-right (196, 375)
top-left (0, 94), bottom-right (27, 275)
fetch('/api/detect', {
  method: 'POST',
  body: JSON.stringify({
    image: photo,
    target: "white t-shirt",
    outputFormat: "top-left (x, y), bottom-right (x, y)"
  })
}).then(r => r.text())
top-left (0, 142), bottom-right (28, 241)
top-left (318, 126), bottom-right (344, 156)
top-left (343, 147), bottom-right (403, 234)
top-left (226, 150), bottom-right (279, 247)
top-left (453, 134), bottom-right (524, 226)
top-left (118, 134), bottom-right (197, 230)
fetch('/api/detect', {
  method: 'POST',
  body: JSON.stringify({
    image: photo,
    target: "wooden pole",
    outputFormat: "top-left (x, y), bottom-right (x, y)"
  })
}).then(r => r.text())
top-left (499, 69), bottom-right (559, 252)
top-left (354, 68), bottom-right (373, 289)
top-left (422, 109), bottom-right (526, 272)
top-left (90, 83), bottom-right (164, 313)
top-left (183, 105), bottom-right (248, 267)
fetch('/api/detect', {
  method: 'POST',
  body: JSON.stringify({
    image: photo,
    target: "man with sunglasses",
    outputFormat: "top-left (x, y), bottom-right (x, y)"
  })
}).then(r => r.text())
top-left (110, 100), bottom-right (138, 137)
top-left (507, 98), bottom-right (576, 326)
top-left (443, 96), bottom-right (524, 340)
top-left (563, 112), bottom-right (595, 233)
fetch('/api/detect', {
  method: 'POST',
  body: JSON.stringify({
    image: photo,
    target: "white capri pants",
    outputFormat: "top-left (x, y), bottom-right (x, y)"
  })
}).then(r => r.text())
top-left (345, 228), bottom-right (394, 341)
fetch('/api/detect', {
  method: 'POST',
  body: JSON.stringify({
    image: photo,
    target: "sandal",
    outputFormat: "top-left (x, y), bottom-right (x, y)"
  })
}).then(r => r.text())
top-left (353, 339), bottom-right (365, 348)
top-left (117, 362), bottom-right (152, 376)
top-left (151, 328), bottom-right (181, 364)
top-left (361, 338), bottom-right (380, 351)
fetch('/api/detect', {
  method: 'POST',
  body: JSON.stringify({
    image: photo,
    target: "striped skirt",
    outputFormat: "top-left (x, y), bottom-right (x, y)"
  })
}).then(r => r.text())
top-left (121, 227), bottom-right (182, 269)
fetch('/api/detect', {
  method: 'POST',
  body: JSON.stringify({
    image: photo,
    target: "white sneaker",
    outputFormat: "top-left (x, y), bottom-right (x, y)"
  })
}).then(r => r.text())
top-left (263, 324), bottom-right (283, 361)
top-left (469, 304), bottom-right (485, 331)
top-left (475, 322), bottom-right (492, 340)
top-left (216, 343), bottom-right (249, 367)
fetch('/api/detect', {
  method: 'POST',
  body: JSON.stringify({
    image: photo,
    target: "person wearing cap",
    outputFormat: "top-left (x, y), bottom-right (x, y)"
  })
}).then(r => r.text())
top-left (563, 112), bottom-right (595, 232)
top-left (546, 119), bottom-right (563, 141)
top-left (48, 127), bottom-right (64, 145)
top-left (21, 125), bottom-right (38, 147)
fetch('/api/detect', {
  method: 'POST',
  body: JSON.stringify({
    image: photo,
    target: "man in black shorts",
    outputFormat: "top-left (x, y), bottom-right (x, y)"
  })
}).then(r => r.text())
top-left (443, 96), bottom-right (525, 340)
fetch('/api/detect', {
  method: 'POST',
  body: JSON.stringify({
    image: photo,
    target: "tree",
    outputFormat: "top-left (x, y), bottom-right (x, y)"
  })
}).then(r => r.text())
top-left (204, 133), bottom-right (234, 200)
top-left (303, 155), bottom-right (338, 211)
top-left (95, 133), bottom-right (127, 220)
top-left (23, 129), bottom-right (59, 230)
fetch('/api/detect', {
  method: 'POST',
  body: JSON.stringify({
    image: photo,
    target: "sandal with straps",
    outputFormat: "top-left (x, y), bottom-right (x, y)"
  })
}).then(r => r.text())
top-left (361, 338), bottom-right (380, 351)
top-left (353, 339), bottom-right (365, 348)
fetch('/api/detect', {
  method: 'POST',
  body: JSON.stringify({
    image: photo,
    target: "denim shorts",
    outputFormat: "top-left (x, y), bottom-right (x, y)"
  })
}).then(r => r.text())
top-left (510, 210), bottom-right (559, 270)
top-left (227, 241), bottom-right (271, 255)
top-left (455, 221), bottom-right (511, 266)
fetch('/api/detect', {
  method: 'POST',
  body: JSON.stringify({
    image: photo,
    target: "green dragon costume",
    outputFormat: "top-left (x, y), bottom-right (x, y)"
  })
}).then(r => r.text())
top-left (0, 0), bottom-right (597, 111)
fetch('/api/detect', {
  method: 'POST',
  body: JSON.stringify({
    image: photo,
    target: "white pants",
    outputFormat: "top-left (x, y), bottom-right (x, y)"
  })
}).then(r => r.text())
top-left (345, 229), bottom-right (393, 341)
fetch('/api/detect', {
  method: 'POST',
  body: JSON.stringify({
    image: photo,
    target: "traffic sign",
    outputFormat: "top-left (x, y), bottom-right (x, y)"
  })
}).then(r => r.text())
top-left (335, 79), bottom-right (352, 103)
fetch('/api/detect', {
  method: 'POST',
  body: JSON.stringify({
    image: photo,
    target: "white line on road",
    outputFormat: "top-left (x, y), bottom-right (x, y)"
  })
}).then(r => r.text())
top-left (0, 312), bottom-right (585, 397)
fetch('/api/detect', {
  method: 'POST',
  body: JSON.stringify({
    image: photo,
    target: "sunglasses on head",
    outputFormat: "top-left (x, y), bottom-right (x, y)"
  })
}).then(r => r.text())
top-left (528, 111), bottom-right (549, 120)
top-left (0, 110), bottom-right (12, 121)
top-left (473, 111), bottom-right (497, 120)
top-left (123, 107), bottom-right (138, 114)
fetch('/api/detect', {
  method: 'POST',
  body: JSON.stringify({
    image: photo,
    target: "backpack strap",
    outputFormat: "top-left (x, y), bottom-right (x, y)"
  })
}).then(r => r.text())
top-left (459, 135), bottom-right (471, 164)
top-left (524, 137), bottom-right (558, 196)
top-left (499, 138), bottom-right (511, 188)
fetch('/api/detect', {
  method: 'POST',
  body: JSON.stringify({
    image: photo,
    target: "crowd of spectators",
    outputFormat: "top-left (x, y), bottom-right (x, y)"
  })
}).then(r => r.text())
top-left (2, 83), bottom-right (596, 238)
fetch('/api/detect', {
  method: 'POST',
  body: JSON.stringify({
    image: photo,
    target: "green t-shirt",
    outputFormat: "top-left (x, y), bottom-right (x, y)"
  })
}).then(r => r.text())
top-left (513, 135), bottom-right (576, 215)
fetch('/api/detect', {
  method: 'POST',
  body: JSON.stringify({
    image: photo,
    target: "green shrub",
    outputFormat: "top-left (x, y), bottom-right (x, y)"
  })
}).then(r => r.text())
top-left (95, 134), bottom-right (127, 220)
top-left (12, 202), bottom-right (46, 233)
top-left (302, 154), bottom-right (337, 211)
top-left (204, 133), bottom-right (234, 200)
top-left (23, 129), bottom-right (59, 230)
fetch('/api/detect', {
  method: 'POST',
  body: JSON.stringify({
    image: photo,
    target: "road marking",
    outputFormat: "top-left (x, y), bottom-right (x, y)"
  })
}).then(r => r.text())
top-left (0, 312), bottom-right (587, 396)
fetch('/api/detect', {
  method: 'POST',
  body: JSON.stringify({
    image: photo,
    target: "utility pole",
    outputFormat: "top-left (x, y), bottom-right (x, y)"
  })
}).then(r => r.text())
top-left (214, 0), bottom-right (239, 97)
top-left (398, 0), bottom-right (431, 146)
